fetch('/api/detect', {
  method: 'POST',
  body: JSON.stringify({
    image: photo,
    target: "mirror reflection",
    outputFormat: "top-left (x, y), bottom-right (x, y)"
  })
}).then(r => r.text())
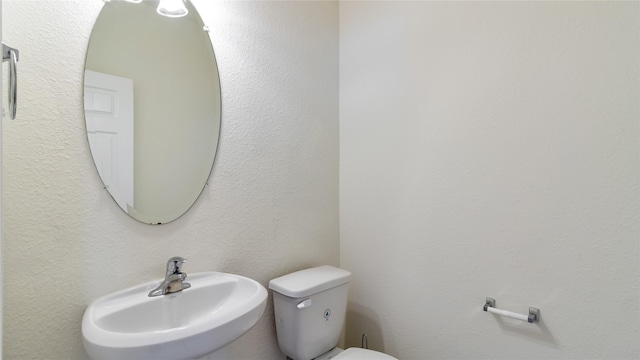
top-left (84, 0), bottom-right (221, 224)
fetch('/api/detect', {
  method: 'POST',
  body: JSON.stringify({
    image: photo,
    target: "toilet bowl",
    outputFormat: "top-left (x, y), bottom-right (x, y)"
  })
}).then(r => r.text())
top-left (316, 347), bottom-right (395, 360)
top-left (269, 265), bottom-right (397, 360)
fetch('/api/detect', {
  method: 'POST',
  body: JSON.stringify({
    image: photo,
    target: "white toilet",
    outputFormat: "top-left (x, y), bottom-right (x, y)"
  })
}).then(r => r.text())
top-left (269, 265), bottom-right (398, 360)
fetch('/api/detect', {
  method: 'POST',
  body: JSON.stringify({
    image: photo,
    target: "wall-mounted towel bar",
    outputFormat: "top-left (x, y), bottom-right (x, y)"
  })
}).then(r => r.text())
top-left (483, 297), bottom-right (539, 324)
top-left (3, 43), bottom-right (19, 120)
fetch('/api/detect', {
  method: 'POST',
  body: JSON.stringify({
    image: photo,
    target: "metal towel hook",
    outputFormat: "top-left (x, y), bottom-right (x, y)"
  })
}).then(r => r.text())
top-left (3, 43), bottom-right (19, 120)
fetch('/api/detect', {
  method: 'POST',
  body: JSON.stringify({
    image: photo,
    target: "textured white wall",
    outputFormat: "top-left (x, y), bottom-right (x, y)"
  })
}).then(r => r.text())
top-left (340, 2), bottom-right (639, 359)
top-left (0, 2), bottom-right (3, 357)
top-left (2, 1), bottom-right (338, 359)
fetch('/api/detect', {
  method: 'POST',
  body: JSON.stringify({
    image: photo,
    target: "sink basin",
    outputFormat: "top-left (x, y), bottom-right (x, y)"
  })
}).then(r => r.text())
top-left (82, 272), bottom-right (267, 360)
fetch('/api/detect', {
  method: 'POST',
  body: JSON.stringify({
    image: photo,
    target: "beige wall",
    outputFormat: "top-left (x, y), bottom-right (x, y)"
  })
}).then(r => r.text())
top-left (2, 1), bottom-right (338, 359)
top-left (340, 1), bottom-right (639, 359)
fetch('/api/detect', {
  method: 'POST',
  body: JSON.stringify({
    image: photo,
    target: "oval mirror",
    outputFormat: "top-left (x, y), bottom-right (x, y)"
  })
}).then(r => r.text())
top-left (84, 0), bottom-right (221, 224)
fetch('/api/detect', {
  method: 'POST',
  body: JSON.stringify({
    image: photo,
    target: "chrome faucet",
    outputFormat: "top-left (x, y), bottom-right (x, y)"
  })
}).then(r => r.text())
top-left (148, 256), bottom-right (192, 297)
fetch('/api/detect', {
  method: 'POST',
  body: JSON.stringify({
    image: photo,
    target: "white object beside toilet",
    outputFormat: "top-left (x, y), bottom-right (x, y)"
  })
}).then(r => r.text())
top-left (269, 265), bottom-right (397, 360)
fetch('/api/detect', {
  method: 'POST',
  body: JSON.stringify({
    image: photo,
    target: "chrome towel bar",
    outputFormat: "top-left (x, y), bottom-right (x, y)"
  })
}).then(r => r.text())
top-left (3, 43), bottom-right (19, 120)
top-left (484, 297), bottom-right (539, 324)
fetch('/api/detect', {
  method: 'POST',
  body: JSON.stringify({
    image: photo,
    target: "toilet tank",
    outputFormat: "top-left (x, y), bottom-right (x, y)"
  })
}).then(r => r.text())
top-left (269, 266), bottom-right (351, 360)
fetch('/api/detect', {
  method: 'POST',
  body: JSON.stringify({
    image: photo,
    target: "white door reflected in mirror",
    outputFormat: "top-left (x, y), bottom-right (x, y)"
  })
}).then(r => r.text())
top-left (84, 70), bottom-right (134, 212)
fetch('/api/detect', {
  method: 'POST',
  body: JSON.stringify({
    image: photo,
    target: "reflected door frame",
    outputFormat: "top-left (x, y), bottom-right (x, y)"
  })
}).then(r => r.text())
top-left (84, 70), bottom-right (134, 212)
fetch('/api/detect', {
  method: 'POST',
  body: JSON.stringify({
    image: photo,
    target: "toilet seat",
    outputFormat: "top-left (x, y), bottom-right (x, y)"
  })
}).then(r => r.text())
top-left (332, 347), bottom-right (398, 360)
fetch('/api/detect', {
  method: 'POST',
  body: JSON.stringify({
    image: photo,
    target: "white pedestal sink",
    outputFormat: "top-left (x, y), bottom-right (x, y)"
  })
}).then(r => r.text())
top-left (82, 272), bottom-right (267, 360)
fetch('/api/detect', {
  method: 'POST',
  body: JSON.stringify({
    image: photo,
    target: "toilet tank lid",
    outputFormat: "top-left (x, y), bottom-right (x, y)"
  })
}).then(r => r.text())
top-left (269, 265), bottom-right (351, 298)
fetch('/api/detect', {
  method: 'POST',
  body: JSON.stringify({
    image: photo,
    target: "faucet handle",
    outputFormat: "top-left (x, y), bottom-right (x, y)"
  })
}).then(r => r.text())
top-left (166, 256), bottom-right (187, 275)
